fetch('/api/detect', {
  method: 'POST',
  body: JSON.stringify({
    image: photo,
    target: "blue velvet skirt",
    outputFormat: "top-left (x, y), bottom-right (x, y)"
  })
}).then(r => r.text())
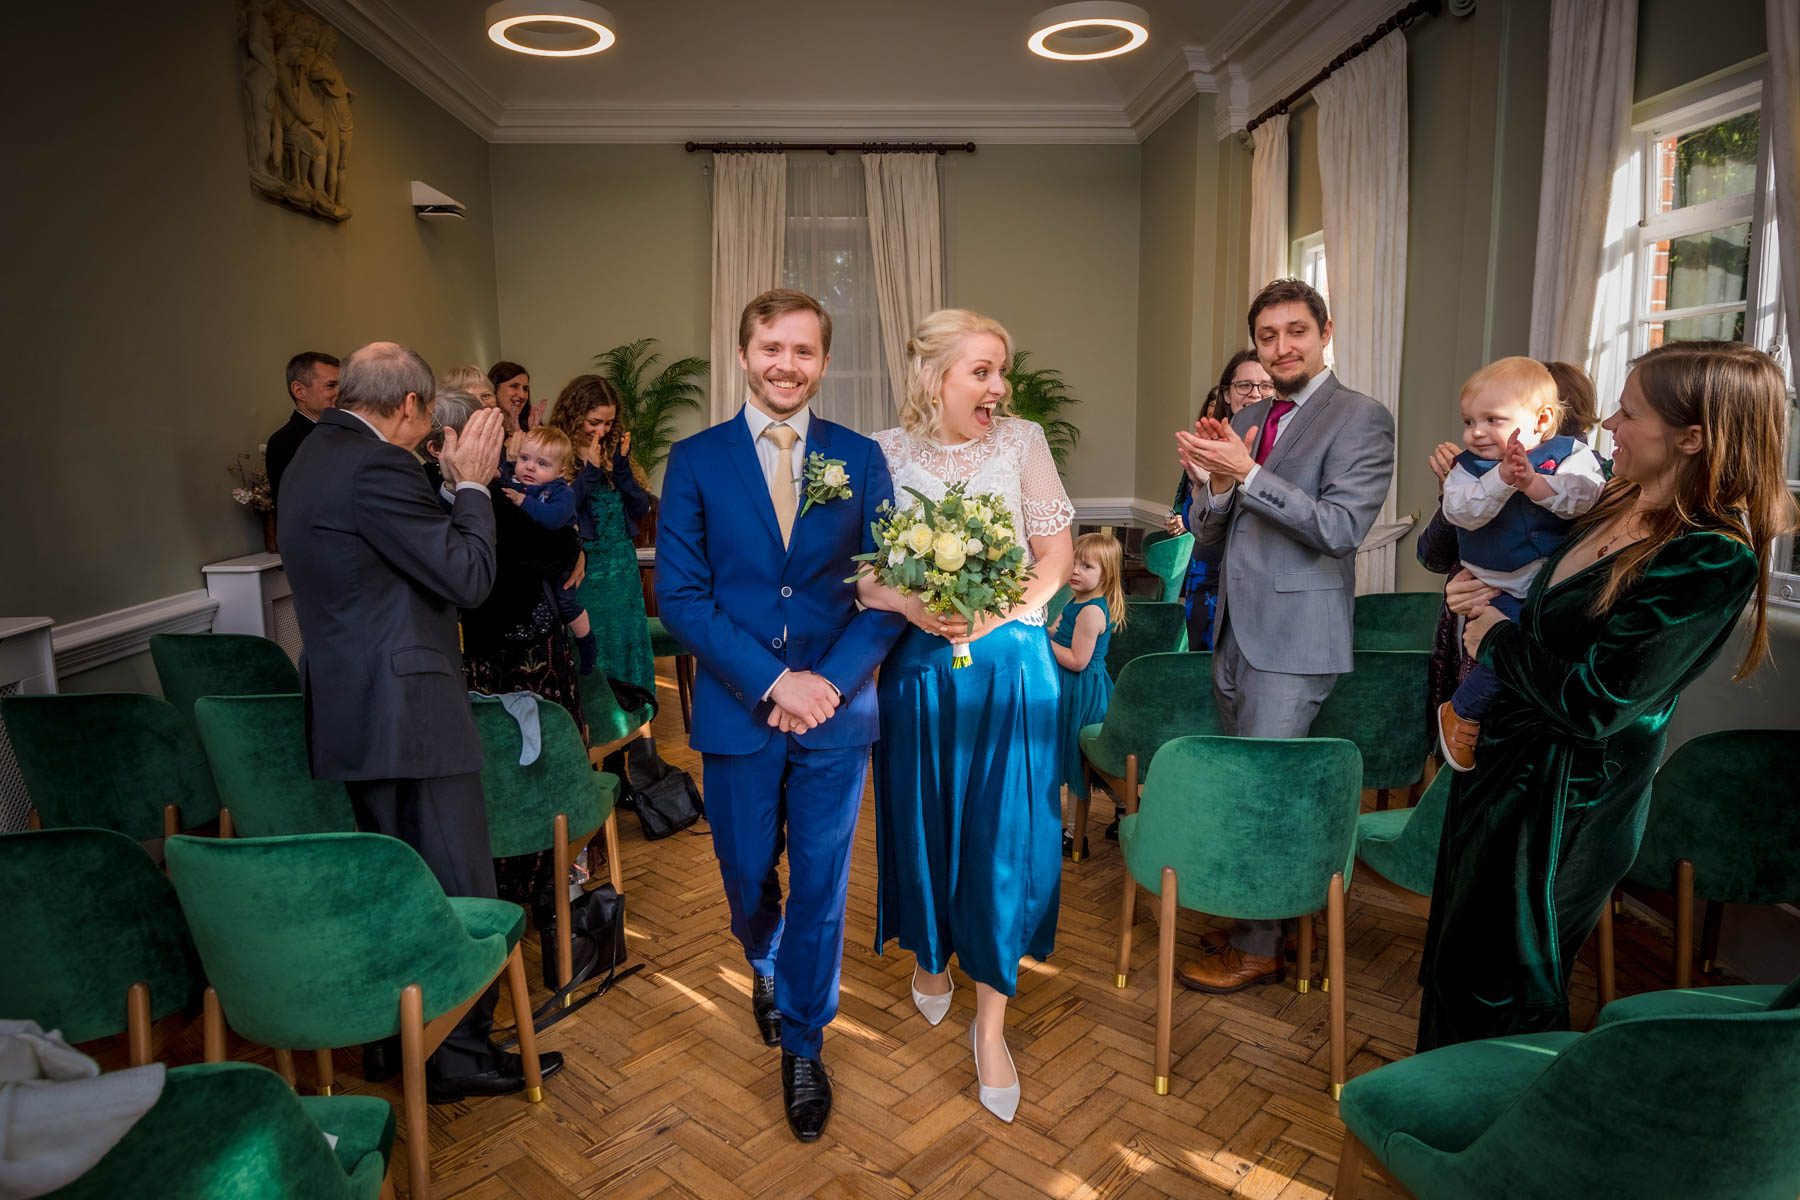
top-left (873, 621), bottom-right (1062, 995)
top-left (1055, 663), bottom-right (1113, 800)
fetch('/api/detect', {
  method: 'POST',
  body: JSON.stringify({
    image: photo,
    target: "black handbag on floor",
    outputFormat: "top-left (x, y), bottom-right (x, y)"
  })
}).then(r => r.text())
top-left (633, 767), bottom-right (703, 839)
top-left (534, 883), bottom-right (630, 993)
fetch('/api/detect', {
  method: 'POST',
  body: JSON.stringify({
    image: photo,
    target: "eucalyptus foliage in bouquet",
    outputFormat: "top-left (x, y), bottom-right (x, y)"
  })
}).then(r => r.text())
top-left (852, 483), bottom-right (1029, 667)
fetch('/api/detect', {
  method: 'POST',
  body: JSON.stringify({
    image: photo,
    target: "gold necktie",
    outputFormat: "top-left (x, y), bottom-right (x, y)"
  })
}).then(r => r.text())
top-left (763, 423), bottom-right (799, 546)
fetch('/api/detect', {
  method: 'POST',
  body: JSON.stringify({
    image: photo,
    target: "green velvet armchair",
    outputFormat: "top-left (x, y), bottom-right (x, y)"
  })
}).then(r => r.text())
top-left (1074, 651), bottom-right (1221, 863)
top-left (3, 692), bottom-right (221, 841)
top-left (1352, 766), bottom-right (1452, 917)
top-left (1115, 736), bottom-right (1361, 1097)
top-left (53, 1062), bottom-right (395, 1200)
top-left (164, 833), bottom-right (546, 1200)
top-left (148, 632), bottom-right (300, 729)
top-left (1140, 530), bottom-right (1195, 603)
top-left (194, 695), bottom-right (356, 838)
top-left (473, 697), bottom-right (621, 999)
top-left (1350, 592), bottom-right (1443, 652)
top-left (1335, 979), bottom-right (1800, 1199)
top-left (644, 616), bottom-right (695, 733)
top-left (1312, 650), bottom-right (1432, 810)
top-left (1104, 599), bottom-right (1188, 681)
top-left (0, 828), bottom-right (204, 1066)
top-left (576, 667), bottom-right (656, 760)
top-left (1594, 729), bottom-right (1800, 1002)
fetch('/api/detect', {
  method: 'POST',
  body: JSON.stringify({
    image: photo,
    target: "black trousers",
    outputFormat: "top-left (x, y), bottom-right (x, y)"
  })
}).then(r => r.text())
top-left (347, 772), bottom-right (503, 1077)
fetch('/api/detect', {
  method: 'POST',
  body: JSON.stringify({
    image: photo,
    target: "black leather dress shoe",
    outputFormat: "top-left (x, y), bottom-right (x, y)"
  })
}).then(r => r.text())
top-left (362, 1037), bottom-right (400, 1083)
top-left (752, 973), bottom-right (781, 1047)
top-left (781, 1051), bottom-right (832, 1142)
top-left (427, 1050), bottom-right (565, 1105)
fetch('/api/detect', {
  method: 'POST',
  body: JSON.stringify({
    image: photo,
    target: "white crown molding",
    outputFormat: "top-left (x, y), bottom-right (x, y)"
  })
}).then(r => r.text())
top-left (1219, 0), bottom-right (1414, 137)
top-left (305, 0), bottom-right (504, 139)
top-left (51, 591), bottom-right (219, 678)
top-left (1125, 45), bottom-right (1217, 141)
top-left (490, 102), bottom-right (1140, 144)
top-left (1213, 63), bottom-right (1253, 142)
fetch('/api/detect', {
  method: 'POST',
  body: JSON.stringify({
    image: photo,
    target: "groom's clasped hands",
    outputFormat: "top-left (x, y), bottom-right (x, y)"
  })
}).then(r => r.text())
top-left (767, 669), bottom-right (841, 735)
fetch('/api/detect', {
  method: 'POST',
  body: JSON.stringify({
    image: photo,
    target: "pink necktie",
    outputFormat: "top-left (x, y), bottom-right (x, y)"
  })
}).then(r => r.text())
top-left (1255, 399), bottom-right (1296, 465)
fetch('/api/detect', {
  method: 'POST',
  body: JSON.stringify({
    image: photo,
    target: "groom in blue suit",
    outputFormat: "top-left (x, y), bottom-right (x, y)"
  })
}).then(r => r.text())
top-left (657, 289), bottom-right (905, 1141)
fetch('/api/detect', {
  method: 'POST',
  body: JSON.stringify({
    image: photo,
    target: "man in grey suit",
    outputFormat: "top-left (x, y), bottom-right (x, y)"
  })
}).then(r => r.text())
top-left (279, 341), bottom-right (564, 1099)
top-left (1175, 279), bottom-right (1395, 993)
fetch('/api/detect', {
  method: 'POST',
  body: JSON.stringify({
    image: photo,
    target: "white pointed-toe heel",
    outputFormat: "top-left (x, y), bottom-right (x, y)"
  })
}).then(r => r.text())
top-left (970, 1025), bottom-right (1020, 1123)
top-left (911, 968), bottom-right (953, 1026)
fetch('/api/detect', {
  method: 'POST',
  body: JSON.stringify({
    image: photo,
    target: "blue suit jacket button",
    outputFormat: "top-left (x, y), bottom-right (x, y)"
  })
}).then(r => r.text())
top-left (771, 637), bottom-right (784, 649)
top-left (780, 586), bottom-right (793, 598)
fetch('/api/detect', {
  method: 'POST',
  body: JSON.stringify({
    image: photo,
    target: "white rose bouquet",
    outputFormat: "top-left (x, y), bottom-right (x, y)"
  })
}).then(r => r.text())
top-left (852, 482), bottom-right (1029, 667)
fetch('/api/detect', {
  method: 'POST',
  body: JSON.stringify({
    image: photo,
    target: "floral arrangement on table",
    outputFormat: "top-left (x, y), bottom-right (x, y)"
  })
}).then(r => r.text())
top-left (228, 447), bottom-right (274, 514)
top-left (852, 482), bottom-right (1029, 668)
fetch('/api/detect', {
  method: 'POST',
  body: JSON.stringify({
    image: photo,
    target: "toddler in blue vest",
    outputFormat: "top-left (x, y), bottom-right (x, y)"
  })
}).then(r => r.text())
top-left (1438, 357), bottom-right (1605, 771)
top-left (501, 425), bottom-right (599, 673)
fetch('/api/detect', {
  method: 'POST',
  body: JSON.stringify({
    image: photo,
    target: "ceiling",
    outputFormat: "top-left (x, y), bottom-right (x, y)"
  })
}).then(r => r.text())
top-left (308, 0), bottom-right (1408, 143)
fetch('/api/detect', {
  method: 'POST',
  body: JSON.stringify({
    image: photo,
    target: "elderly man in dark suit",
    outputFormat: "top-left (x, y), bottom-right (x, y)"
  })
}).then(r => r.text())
top-left (278, 340), bottom-right (564, 1101)
top-left (1176, 279), bottom-right (1395, 994)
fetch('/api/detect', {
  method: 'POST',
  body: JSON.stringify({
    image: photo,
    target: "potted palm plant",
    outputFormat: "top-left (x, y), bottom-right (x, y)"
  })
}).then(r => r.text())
top-left (593, 339), bottom-right (709, 479)
top-left (1006, 350), bottom-right (1080, 468)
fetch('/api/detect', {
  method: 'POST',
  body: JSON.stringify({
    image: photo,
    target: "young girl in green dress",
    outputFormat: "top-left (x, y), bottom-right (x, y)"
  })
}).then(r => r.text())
top-left (1050, 530), bottom-right (1127, 858)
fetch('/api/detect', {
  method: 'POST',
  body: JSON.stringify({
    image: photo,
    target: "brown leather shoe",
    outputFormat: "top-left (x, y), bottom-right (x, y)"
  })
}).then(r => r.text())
top-left (1200, 928), bottom-right (1298, 959)
top-left (1436, 701), bottom-right (1479, 772)
top-left (1176, 947), bottom-right (1284, 994)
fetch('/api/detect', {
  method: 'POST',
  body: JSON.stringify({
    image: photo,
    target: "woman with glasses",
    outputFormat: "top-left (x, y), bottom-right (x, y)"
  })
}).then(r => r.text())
top-left (1169, 350), bottom-right (1275, 648)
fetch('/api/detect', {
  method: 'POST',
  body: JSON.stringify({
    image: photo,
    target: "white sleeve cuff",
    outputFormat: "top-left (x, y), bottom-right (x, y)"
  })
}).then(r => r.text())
top-left (761, 668), bottom-right (789, 702)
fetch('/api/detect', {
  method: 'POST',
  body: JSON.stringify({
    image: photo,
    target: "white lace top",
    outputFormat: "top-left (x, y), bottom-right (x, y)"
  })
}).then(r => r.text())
top-left (872, 417), bottom-right (1076, 626)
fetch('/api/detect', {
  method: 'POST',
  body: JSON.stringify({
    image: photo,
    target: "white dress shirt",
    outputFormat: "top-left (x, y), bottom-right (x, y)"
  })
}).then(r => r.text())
top-left (1202, 368), bottom-right (1333, 515)
top-left (1441, 441), bottom-right (1607, 597)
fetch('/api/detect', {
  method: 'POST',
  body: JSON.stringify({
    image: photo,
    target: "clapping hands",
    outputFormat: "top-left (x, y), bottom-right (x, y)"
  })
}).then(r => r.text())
top-left (1428, 441), bottom-right (1460, 486)
top-left (1496, 430), bottom-right (1531, 487)
top-left (1175, 416), bottom-right (1260, 493)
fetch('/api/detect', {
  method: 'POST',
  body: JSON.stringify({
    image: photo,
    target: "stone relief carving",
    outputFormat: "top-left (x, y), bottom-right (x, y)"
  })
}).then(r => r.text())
top-left (238, 1), bottom-right (354, 222)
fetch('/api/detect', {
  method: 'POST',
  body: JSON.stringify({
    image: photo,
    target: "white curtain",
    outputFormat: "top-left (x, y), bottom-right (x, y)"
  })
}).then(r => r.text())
top-left (1769, 1), bottom-right (1800, 367)
top-left (1316, 32), bottom-right (1410, 594)
top-left (780, 156), bottom-right (890, 434)
top-left (709, 153), bottom-right (787, 425)
top-left (1248, 114), bottom-right (1290, 299)
top-left (1526, 0), bottom-right (1638, 417)
top-left (863, 153), bottom-right (945, 423)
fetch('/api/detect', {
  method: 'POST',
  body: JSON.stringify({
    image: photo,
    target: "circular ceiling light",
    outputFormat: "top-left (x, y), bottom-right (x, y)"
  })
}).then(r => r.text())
top-left (1027, 2), bottom-right (1150, 61)
top-left (486, 0), bottom-right (617, 58)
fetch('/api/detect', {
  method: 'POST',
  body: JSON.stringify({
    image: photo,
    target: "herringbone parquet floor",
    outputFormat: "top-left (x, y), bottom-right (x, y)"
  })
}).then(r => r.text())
top-left (192, 665), bottom-right (1706, 1199)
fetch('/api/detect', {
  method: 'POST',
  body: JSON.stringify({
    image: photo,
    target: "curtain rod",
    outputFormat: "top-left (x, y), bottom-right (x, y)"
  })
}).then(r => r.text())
top-left (1244, 0), bottom-right (1445, 136)
top-left (684, 141), bottom-right (976, 155)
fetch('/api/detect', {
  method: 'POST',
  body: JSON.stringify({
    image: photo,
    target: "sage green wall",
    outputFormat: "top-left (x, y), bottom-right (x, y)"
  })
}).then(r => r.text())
top-left (1288, 101), bottom-right (1324, 242)
top-left (942, 145), bottom-right (1143, 500)
top-left (0, 1), bottom-right (501, 627)
top-left (489, 144), bottom-right (711, 460)
top-left (1635, 0), bottom-right (1769, 102)
top-left (488, 143), bottom-right (1144, 499)
top-left (1134, 99), bottom-right (1201, 505)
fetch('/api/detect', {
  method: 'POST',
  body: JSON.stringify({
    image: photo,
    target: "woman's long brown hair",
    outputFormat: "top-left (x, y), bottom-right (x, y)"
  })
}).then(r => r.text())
top-left (1576, 341), bottom-right (1796, 679)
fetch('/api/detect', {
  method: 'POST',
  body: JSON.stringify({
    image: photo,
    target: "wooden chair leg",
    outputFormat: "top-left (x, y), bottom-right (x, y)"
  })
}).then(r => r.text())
top-left (1296, 913), bottom-right (1314, 994)
top-left (1328, 872), bottom-right (1346, 1100)
top-left (1071, 786), bottom-right (1092, 864)
top-left (218, 809), bottom-right (235, 839)
top-left (1700, 899), bottom-right (1724, 975)
top-left (1334, 1130), bottom-right (1367, 1199)
top-left (1674, 859), bottom-right (1694, 989)
top-left (162, 804), bottom-right (180, 838)
top-left (604, 810), bottom-right (624, 893)
top-left (202, 988), bottom-right (226, 1062)
top-left (1153, 867), bottom-right (1178, 1096)
top-left (127, 982), bottom-right (153, 1066)
top-left (399, 985), bottom-right (432, 1200)
top-left (313, 1049), bottom-right (335, 1096)
top-left (554, 812), bottom-right (574, 997)
top-left (1114, 858), bottom-right (1136, 988)
top-left (1374, 787), bottom-right (1391, 812)
top-left (1596, 894), bottom-right (1617, 1008)
top-left (379, 1168), bottom-right (397, 1200)
top-left (26, 807), bottom-right (42, 830)
top-left (273, 1048), bottom-right (297, 1088)
top-left (504, 946), bottom-right (546, 1102)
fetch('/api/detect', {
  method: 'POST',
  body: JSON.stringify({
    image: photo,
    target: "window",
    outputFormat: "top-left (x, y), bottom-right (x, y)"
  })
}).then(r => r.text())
top-left (1289, 231), bottom-right (1335, 368)
top-left (1629, 78), bottom-right (1795, 605)
top-left (782, 157), bottom-right (889, 433)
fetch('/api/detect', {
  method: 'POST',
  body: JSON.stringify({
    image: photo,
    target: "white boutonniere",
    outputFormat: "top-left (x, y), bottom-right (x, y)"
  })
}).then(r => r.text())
top-left (800, 452), bottom-right (852, 516)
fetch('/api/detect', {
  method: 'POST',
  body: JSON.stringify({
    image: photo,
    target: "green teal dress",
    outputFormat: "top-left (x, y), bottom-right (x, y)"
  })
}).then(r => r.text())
top-left (1052, 596), bottom-right (1113, 800)
top-left (574, 463), bottom-right (656, 694)
top-left (1417, 526), bottom-right (1760, 1050)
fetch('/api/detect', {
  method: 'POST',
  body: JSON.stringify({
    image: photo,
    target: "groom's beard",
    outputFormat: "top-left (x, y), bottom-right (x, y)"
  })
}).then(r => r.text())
top-left (747, 371), bottom-right (820, 418)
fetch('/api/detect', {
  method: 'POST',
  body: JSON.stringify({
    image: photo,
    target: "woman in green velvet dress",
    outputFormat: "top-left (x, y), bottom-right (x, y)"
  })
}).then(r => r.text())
top-left (546, 375), bottom-right (656, 695)
top-left (1417, 342), bottom-right (1795, 1051)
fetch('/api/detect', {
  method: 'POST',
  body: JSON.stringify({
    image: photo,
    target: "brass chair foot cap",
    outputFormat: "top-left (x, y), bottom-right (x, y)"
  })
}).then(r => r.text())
top-left (1321, 977), bottom-right (1331, 993)
top-left (316, 1085), bottom-right (333, 1097)
top-left (1070, 852), bottom-right (1082, 863)
top-left (524, 1086), bottom-right (544, 1103)
top-left (1153, 1076), bottom-right (1169, 1096)
top-left (1297, 979), bottom-right (1309, 994)
top-left (1331, 1083), bottom-right (1344, 1101)
top-left (1702, 960), bottom-right (1714, 973)
top-left (561, 994), bottom-right (573, 1010)
top-left (1114, 974), bottom-right (1127, 988)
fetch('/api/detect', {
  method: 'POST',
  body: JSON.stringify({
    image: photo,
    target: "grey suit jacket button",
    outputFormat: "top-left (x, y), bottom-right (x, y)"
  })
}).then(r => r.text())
top-left (780, 586), bottom-right (793, 598)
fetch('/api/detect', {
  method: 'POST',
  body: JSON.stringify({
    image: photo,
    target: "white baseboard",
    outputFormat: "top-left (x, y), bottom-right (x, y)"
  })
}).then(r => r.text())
top-left (1072, 497), bottom-right (1169, 528)
top-left (51, 590), bottom-right (218, 678)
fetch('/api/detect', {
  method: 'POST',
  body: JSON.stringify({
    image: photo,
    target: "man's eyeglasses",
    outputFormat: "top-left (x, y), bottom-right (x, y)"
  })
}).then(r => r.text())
top-left (1230, 381), bottom-right (1277, 397)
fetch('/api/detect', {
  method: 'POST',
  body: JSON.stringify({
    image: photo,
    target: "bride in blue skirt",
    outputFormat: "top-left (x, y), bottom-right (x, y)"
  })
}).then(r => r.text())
top-left (859, 309), bottom-right (1075, 1123)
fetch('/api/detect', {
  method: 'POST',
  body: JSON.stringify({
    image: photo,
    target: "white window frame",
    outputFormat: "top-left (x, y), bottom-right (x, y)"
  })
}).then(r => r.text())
top-left (1289, 231), bottom-right (1335, 367)
top-left (1630, 71), bottom-right (1797, 608)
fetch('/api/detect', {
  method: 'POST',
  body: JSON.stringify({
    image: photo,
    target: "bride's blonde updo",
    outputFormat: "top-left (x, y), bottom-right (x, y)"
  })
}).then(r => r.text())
top-left (899, 308), bottom-right (1014, 439)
